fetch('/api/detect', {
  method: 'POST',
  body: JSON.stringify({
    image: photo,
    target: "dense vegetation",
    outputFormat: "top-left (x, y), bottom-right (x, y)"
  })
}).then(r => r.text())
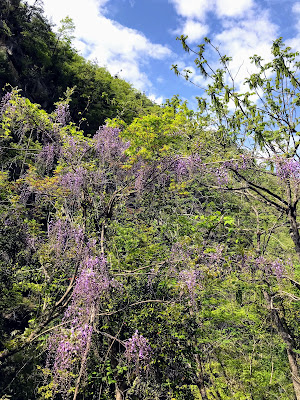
top-left (0, 0), bottom-right (159, 134)
top-left (0, 1), bottom-right (299, 400)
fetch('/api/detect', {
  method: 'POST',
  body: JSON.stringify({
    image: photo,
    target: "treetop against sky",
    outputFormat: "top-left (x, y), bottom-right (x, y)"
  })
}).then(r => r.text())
top-left (26, 0), bottom-right (300, 107)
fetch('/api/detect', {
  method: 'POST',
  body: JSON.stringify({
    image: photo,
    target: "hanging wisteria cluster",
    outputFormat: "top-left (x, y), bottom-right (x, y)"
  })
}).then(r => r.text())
top-left (61, 136), bottom-right (91, 164)
top-left (173, 154), bottom-right (202, 181)
top-left (47, 255), bottom-right (119, 397)
top-left (252, 256), bottom-right (286, 279)
top-left (93, 125), bottom-right (129, 161)
top-left (124, 330), bottom-right (151, 369)
top-left (55, 103), bottom-right (70, 126)
top-left (47, 219), bottom-right (85, 255)
top-left (0, 91), bottom-right (12, 116)
top-left (37, 143), bottom-right (58, 172)
top-left (60, 167), bottom-right (87, 198)
top-left (178, 269), bottom-right (202, 305)
top-left (211, 154), bottom-right (253, 185)
top-left (274, 156), bottom-right (300, 181)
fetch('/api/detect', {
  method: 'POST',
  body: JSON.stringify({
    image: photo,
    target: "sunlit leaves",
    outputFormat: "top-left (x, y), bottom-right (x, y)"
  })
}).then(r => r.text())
top-left (121, 106), bottom-right (191, 166)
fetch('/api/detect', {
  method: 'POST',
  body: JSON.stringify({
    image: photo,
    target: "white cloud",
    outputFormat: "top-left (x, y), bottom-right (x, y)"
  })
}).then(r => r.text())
top-left (218, 16), bottom-right (276, 51)
top-left (207, 10), bottom-right (278, 97)
top-left (169, 0), bottom-right (254, 21)
top-left (108, 60), bottom-right (152, 91)
top-left (216, 0), bottom-right (253, 18)
top-left (286, 2), bottom-right (300, 49)
top-left (180, 19), bottom-right (209, 42)
top-left (192, 74), bottom-right (208, 89)
top-left (286, 37), bottom-right (300, 51)
top-left (169, 0), bottom-right (212, 20)
top-left (148, 94), bottom-right (164, 105)
top-left (292, 2), bottom-right (300, 14)
top-left (171, 4), bottom-right (280, 103)
top-left (168, 0), bottom-right (291, 111)
top-left (27, 0), bottom-right (172, 92)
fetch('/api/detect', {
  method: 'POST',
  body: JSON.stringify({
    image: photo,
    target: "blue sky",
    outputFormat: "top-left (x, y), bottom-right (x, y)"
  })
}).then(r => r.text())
top-left (28, 0), bottom-right (300, 108)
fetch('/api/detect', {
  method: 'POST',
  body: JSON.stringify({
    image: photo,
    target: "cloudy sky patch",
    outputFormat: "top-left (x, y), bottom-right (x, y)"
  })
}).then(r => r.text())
top-left (26, 0), bottom-right (298, 106)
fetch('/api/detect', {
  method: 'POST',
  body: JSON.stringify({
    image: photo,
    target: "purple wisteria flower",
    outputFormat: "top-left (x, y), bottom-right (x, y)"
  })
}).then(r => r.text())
top-left (238, 154), bottom-right (252, 170)
top-left (214, 165), bottom-right (229, 185)
top-left (0, 92), bottom-right (12, 116)
top-left (48, 219), bottom-right (85, 255)
top-left (178, 269), bottom-right (202, 304)
top-left (134, 162), bottom-right (162, 193)
top-left (223, 154), bottom-right (252, 171)
top-left (71, 256), bottom-right (110, 306)
top-left (169, 242), bottom-right (192, 265)
top-left (175, 158), bottom-right (189, 179)
top-left (271, 259), bottom-right (285, 279)
top-left (252, 256), bottom-right (286, 279)
top-left (61, 136), bottom-right (91, 163)
top-left (55, 103), bottom-right (70, 125)
top-left (37, 143), bottom-right (58, 171)
top-left (60, 166), bottom-right (86, 197)
top-left (135, 168), bottom-right (146, 193)
top-left (47, 255), bottom-right (119, 396)
top-left (172, 154), bottom-right (202, 181)
top-left (124, 330), bottom-right (151, 367)
top-left (209, 154), bottom-right (253, 186)
top-left (275, 156), bottom-right (300, 181)
top-left (93, 125), bottom-right (128, 161)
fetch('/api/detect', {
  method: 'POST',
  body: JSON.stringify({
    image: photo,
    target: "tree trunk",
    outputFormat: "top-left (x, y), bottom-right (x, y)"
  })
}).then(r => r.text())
top-left (194, 353), bottom-right (209, 400)
top-left (115, 385), bottom-right (123, 400)
top-left (73, 306), bottom-right (96, 400)
top-left (264, 291), bottom-right (300, 400)
top-left (288, 208), bottom-right (300, 263)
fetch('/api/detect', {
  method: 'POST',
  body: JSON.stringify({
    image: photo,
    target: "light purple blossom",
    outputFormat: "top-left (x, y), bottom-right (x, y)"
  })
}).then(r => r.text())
top-left (239, 154), bottom-right (252, 170)
top-left (214, 166), bottom-right (229, 185)
top-left (271, 259), bottom-right (285, 279)
top-left (72, 256), bottom-right (110, 306)
top-left (223, 154), bottom-right (252, 171)
top-left (48, 255), bottom-right (120, 396)
top-left (61, 136), bottom-right (91, 163)
top-left (135, 168), bottom-right (146, 192)
top-left (178, 269), bottom-right (202, 304)
top-left (55, 103), bottom-right (70, 125)
top-left (169, 242), bottom-right (192, 264)
top-left (253, 256), bottom-right (285, 279)
top-left (48, 219), bottom-right (85, 255)
top-left (0, 92), bottom-right (12, 115)
top-left (124, 330), bottom-right (151, 366)
top-left (93, 125), bottom-right (128, 161)
top-left (175, 158), bottom-right (189, 179)
top-left (37, 143), bottom-right (57, 171)
top-left (60, 166), bottom-right (86, 197)
top-left (275, 156), bottom-right (300, 181)
top-left (173, 154), bottom-right (202, 181)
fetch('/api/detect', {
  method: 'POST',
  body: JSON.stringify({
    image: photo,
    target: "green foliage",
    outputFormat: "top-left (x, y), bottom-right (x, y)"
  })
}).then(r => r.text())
top-left (121, 105), bottom-right (192, 166)
top-left (0, 0), bottom-right (159, 136)
top-left (0, 15), bottom-right (299, 400)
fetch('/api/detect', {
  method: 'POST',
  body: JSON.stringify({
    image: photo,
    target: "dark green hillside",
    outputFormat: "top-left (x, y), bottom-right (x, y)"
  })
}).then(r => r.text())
top-left (0, 0), bottom-right (159, 133)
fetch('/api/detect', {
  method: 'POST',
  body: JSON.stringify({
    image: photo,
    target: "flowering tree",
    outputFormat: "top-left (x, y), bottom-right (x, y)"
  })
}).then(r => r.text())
top-left (0, 85), bottom-right (299, 400)
top-left (174, 36), bottom-right (300, 399)
top-left (0, 89), bottom-right (200, 398)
